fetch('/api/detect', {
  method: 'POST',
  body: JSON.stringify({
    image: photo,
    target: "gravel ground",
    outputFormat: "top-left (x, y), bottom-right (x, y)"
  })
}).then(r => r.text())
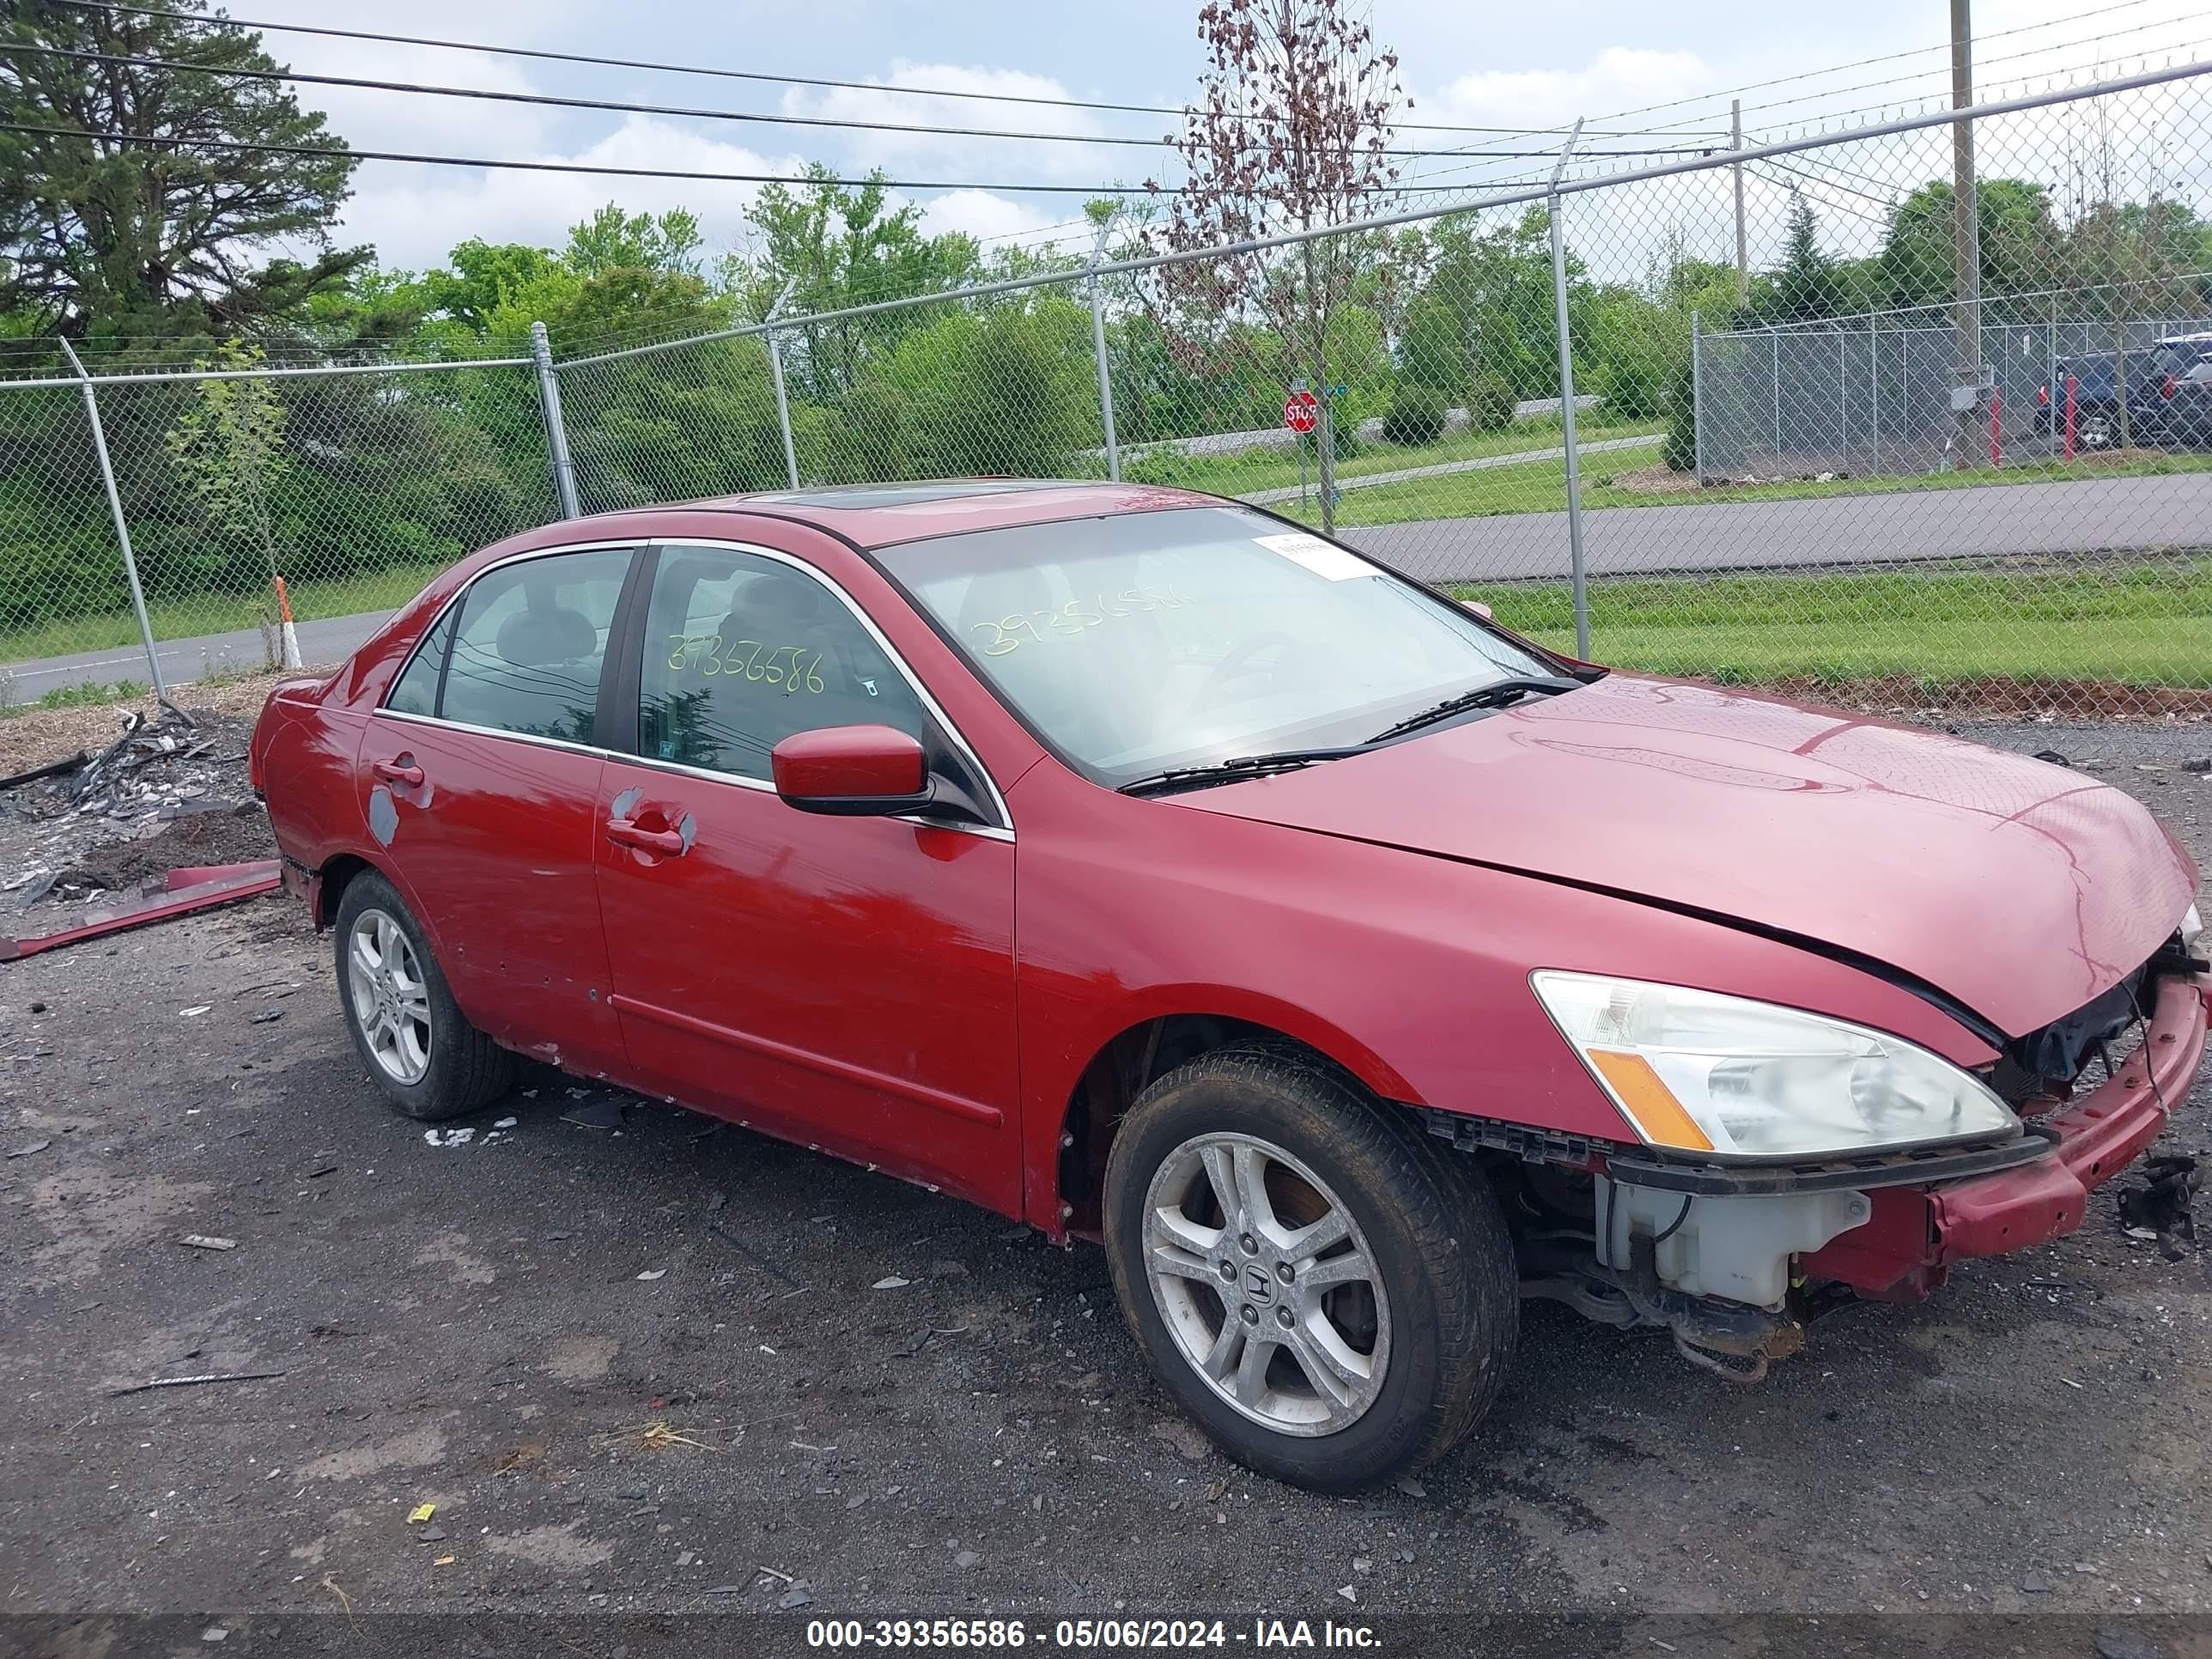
top-left (1, 714), bottom-right (2209, 1654)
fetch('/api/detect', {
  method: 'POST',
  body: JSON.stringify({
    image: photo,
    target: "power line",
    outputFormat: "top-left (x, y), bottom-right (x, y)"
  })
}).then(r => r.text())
top-left (0, 120), bottom-right (1188, 193)
top-left (1599, 0), bottom-right (2178, 125)
top-left (3, 45), bottom-right (1725, 161)
top-left (1626, 5), bottom-right (2212, 137)
top-left (41, 0), bottom-right (1727, 139)
top-left (1747, 163), bottom-right (1893, 229)
top-left (1758, 156), bottom-right (1901, 208)
top-left (1394, 4), bottom-right (2207, 199)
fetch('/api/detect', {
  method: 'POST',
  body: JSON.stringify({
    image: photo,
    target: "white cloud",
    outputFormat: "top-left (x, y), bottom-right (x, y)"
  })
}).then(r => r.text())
top-left (1420, 46), bottom-right (1714, 133)
top-left (778, 61), bottom-right (1158, 186)
top-left (915, 188), bottom-right (1069, 246)
top-left (331, 117), bottom-right (808, 272)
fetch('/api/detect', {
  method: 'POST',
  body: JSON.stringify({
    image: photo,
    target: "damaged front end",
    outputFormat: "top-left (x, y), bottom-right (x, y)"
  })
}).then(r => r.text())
top-left (1432, 939), bottom-right (2210, 1383)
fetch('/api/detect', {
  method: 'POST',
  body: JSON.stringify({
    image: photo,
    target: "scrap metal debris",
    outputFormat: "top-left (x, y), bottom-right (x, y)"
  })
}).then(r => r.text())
top-left (178, 1234), bottom-right (237, 1252)
top-left (560, 1093), bottom-right (629, 1130)
top-left (0, 750), bottom-right (88, 790)
top-left (64, 708), bottom-right (200, 813)
top-left (2118, 1155), bottom-right (2199, 1258)
top-left (0, 860), bottom-right (282, 962)
top-left (107, 1369), bottom-right (285, 1397)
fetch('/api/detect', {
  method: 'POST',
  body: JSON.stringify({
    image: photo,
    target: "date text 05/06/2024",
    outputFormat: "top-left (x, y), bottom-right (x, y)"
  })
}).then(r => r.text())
top-left (805, 1617), bottom-right (1382, 1650)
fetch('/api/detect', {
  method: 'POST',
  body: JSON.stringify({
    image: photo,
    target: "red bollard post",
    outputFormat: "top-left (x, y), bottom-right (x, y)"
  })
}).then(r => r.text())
top-left (1990, 386), bottom-right (2002, 468)
top-left (2063, 374), bottom-right (2077, 461)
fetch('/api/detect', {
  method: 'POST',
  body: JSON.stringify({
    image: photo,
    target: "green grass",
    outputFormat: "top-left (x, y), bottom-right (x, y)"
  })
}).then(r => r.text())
top-left (1277, 445), bottom-right (2212, 531)
top-left (1455, 560), bottom-right (2212, 689)
top-left (1092, 415), bottom-right (1665, 500)
top-left (0, 561), bottom-right (448, 665)
top-left (0, 678), bottom-right (152, 719)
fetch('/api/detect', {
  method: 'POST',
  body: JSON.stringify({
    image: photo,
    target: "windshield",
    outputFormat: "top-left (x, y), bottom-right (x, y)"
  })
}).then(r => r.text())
top-left (876, 505), bottom-right (1562, 787)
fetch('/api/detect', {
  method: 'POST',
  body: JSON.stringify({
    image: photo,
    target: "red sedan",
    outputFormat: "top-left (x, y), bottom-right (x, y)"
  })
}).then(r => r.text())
top-left (253, 482), bottom-right (2209, 1491)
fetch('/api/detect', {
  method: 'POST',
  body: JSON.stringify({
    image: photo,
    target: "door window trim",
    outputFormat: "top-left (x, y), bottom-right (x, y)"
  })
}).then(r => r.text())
top-left (373, 533), bottom-right (1014, 839)
top-left (375, 538), bottom-right (645, 750)
top-left (616, 537), bottom-right (1013, 836)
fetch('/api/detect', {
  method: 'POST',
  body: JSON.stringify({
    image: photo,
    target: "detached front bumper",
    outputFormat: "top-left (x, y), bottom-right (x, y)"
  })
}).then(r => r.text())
top-left (1800, 972), bottom-right (2209, 1299)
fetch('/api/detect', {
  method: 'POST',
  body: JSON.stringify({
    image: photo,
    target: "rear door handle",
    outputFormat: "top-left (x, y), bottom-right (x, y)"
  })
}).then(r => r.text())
top-left (372, 757), bottom-right (424, 787)
top-left (607, 817), bottom-right (689, 856)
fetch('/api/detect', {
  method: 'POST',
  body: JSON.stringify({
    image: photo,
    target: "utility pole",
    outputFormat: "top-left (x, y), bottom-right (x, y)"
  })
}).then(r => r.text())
top-left (1731, 99), bottom-right (1749, 307)
top-left (1950, 0), bottom-right (1984, 468)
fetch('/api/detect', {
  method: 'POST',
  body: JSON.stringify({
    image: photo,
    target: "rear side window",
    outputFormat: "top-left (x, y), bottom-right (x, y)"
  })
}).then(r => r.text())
top-left (638, 545), bottom-right (926, 782)
top-left (386, 607), bottom-right (455, 717)
top-left (432, 547), bottom-right (633, 743)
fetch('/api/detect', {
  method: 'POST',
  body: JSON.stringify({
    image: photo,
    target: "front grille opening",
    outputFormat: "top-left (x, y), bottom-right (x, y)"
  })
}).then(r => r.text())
top-left (1984, 956), bottom-right (2159, 1107)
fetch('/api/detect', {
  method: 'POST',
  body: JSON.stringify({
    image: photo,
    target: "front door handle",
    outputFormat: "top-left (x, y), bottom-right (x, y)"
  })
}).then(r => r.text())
top-left (607, 817), bottom-right (689, 856)
top-left (372, 757), bottom-right (424, 787)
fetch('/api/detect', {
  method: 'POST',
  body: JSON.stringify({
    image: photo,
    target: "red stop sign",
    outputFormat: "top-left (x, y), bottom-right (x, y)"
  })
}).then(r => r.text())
top-left (1284, 390), bottom-right (1320, 434)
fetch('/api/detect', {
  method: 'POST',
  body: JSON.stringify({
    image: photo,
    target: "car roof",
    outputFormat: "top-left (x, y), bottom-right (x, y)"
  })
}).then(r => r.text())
top-left (632, 478), bottom-right (1224, 549)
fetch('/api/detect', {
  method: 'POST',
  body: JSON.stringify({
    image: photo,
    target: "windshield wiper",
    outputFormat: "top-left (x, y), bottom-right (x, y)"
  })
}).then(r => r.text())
top-left (1365, 675), bottom-right (1583, 743)
top-left (1116, 745), bottom-right (1373, 798)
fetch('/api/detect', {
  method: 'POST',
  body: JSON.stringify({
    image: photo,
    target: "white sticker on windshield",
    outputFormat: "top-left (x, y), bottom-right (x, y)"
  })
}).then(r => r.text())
top-left (1253, 532), bottom-right (1373, 581)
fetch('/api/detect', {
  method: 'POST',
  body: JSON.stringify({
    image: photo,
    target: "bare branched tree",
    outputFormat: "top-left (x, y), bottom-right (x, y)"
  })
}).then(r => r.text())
top-left (1143, 0), bottom-right (1405, 530)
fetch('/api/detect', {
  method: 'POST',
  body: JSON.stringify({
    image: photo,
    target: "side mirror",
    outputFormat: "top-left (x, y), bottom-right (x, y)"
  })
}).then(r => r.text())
top-left (771, 725), bottom-right (934, 817)
top-left (1462, 598), bottom-right (1494, 622)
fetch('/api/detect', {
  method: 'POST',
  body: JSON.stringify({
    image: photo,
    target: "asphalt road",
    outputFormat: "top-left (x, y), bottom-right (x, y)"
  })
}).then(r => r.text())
top-left (2, 713), bottom-right (2209, 1655)
top-left (1347, 469), bottom-right (2212, 584)
top-left (3, 611), bottom-right (391, 699)
top-left (8, 471), bottom-right (2211, 698)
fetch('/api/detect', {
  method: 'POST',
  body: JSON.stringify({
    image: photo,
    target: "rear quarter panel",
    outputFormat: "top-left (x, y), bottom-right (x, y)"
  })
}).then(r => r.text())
top-left (253, 681), bottom-right (370, 899)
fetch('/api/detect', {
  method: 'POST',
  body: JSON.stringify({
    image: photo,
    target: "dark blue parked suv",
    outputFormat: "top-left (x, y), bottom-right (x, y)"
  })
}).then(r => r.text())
top-left (2038, 332), bottom-right (2212, 448)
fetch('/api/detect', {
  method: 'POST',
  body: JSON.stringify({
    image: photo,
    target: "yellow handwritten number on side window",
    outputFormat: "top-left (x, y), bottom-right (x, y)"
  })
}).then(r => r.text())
top-left (665, 634), bottom-right (825, 693)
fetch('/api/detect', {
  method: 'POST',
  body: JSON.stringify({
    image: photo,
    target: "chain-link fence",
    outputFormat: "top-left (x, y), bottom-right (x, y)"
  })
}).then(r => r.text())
top-left (3, 56), bottom-right (2209, 714)
top-left (1698, 289), bottom-right (2212, 480)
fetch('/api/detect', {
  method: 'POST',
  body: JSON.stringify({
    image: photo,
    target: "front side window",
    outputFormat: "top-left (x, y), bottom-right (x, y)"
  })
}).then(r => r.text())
top-left (434, 546), bottom-right (632, 743)
top-left (639, 545), bottom-right (927, 782)
top-left (877, 507), bottom-right (1559, 787)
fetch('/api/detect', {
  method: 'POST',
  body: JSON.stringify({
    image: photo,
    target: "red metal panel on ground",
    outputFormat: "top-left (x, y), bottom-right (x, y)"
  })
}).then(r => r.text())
top-left (0, 861), bottom-right (281, 962)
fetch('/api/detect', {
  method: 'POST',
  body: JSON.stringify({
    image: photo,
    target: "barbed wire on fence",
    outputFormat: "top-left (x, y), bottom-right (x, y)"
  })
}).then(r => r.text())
top-left (3, 56), bottom-right (2209, 715)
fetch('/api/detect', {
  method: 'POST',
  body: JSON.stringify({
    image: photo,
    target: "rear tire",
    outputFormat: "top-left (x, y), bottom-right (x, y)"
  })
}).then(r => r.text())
top-left (1103, 1042), bottom-right (1517, 1492)
top-left (332, 869), bottom-right (512, 1121)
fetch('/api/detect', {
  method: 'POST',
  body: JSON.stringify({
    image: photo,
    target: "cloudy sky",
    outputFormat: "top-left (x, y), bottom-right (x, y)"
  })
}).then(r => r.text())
top-left (234, 0), bottom-right (2212, 276)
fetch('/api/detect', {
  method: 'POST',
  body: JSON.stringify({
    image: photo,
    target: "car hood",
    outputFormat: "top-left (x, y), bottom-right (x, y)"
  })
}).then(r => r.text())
top-left (1181, 675), bottom-right (2197, 1037)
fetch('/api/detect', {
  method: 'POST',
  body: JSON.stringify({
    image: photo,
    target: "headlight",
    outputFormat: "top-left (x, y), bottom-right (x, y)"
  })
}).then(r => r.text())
top-left (2184, 902), bottom-right (2205, 961)
top-left (1532, 970), bottom-right (2020, 1161)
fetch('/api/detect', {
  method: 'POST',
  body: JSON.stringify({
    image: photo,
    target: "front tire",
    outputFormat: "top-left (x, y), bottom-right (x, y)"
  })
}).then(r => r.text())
top-left (1103, 1042), bottom-right (1517, 1491)
top-left (332, 869), bottom-right (512, 1121)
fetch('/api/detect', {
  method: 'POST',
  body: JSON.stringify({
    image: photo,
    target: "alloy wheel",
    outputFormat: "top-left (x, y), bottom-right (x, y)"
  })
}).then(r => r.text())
top-left (1140, 1131), bottom-right (1391, 1437)
top-left (347, 908), bottom-right (434, 1085)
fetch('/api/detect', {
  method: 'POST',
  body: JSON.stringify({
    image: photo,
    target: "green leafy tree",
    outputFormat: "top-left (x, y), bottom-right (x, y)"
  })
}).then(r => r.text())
top-left (161, 338), bottom-right (290, 635)
top-left (0, 0), bottom-right (363, 335)
top-left (565, 204), bottom-right (704, 279)
top-left (415, 241), bottom-right (565, 335)
top-left (736, 168), bottom-right (982, 399)
top-left (1403, 208), bottom-right (1588, 404)
top-left (1879, 178), bottom-right (2062, 309)
top-left (1752, 191), bottom-right (1838, 324)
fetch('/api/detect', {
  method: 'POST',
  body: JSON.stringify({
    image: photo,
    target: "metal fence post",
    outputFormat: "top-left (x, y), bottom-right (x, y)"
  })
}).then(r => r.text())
top-left (766, 281), bottom-right (800, 490)
top-left (1869, 325), bottom-right (1881, 470)
top-left (1549, 118), bottom-right (1590, 659)
top-left (530, 322), bottom-right (580, 519)
top-left (1838, 326), bottom-right (1850, 474)
top-left (1089, 223), bottom-right (1121, 483)
top-left (58, 340), bottom-right (168, 702)
top-left (1690, 311), bottom-right (1707, 483)
top-left (1771, 328), bottom-right (1783, 471)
